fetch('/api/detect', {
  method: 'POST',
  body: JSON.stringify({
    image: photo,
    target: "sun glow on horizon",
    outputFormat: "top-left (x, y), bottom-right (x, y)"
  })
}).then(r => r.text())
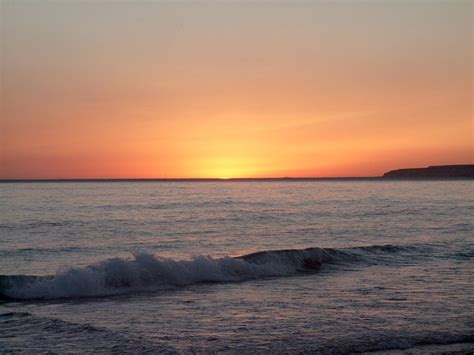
top-left (192, 156), bottom-right (265, 179)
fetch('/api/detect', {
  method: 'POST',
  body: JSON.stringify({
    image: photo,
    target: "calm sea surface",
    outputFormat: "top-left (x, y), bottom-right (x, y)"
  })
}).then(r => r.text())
top-left (0, 181), bottom-right (473, 353)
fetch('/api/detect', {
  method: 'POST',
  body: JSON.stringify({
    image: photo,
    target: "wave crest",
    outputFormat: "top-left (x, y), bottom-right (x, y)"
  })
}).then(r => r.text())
top-left (0, 245), bottom-right (407, 300)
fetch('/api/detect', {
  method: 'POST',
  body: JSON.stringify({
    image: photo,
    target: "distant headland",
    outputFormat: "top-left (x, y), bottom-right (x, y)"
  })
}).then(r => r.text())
top-left (382, 165), bottom-right (474, 179)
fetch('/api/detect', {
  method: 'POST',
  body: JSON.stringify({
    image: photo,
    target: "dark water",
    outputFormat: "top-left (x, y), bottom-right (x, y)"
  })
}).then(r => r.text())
top-left (0, 181), bottom-right (473, 353)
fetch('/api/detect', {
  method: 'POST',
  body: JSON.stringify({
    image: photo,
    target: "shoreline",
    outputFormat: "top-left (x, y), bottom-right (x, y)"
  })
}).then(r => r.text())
top-left (366, 342), bottom-right (474, 354)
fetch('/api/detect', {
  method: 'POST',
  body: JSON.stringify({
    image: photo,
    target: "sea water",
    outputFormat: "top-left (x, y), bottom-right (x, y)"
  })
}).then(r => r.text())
top-left (0, 181), bottom-right (472, 353)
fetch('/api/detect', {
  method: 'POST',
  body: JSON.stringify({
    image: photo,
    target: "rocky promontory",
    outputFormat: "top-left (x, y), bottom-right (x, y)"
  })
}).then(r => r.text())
top-left (383, 165), bottom-right (474, 179)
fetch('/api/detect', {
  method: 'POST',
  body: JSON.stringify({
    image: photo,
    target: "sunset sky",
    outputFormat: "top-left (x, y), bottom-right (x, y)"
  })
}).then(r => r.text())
top-left (1, 0), bottom-right (472, 179)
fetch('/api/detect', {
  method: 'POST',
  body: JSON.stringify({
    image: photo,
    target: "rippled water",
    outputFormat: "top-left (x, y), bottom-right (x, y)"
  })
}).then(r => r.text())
top-left (0, 181), bottom-right (473, 353)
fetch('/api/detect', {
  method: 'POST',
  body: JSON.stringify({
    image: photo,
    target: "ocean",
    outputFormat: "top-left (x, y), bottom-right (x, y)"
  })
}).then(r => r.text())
top-left (0, 180), bottom-right (473, 353)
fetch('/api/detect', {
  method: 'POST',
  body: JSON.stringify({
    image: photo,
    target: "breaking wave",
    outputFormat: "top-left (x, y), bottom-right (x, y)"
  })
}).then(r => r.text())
top-left (0, 245), bottom-right (412, 300)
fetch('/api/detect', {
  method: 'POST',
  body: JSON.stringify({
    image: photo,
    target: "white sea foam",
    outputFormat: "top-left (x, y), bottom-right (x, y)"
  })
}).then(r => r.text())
top-left (0, 246), bottom-right (351, 300)
top-left (0, 245), bottom-right (413, 300)
top-left (0, 254), bottom-right (296, 300)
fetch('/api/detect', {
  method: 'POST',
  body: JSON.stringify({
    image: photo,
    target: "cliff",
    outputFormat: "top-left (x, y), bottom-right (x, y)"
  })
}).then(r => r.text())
top-left (383, 165), bottom-right (474, 179)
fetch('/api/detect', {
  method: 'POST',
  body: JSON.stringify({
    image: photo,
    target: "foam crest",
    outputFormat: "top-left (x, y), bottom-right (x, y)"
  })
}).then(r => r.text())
top-left (0, 245), bottom-right (407, 300)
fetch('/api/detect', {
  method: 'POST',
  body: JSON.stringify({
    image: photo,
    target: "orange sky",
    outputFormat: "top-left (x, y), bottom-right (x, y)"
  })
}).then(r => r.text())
top-left (1, 1), bottom-right (472, 179)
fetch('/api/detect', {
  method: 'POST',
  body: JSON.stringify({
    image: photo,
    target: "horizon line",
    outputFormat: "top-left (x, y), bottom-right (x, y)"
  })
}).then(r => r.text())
top-left (0, 176), bottom-right (382, 183)
top-left (2, 164), bottom-right (473, 182)
top-left (2, 177), bottom-right (474, 183)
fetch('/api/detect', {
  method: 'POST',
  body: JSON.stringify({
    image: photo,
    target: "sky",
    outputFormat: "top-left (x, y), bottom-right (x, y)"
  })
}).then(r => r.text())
top-left (1, 0), bottom-right (472, 179)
